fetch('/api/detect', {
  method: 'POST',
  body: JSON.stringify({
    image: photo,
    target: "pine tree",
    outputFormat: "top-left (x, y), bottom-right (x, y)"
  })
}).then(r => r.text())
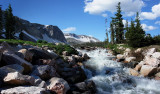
top-left (109, 21), bottom-right (115, 44)
top-left (105, 19), bottom-right (109, 43)
top-left (114, 2), bottom-right (124, 43)
top-left (0, 5), bottom-right (3, 36)
top-left (5, 4), bottom-right (15, 39)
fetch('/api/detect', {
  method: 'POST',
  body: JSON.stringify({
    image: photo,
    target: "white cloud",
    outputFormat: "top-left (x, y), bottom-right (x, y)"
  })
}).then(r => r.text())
top-left (155, 21), bottom-right (160, 25)
top-left (84, 0), bottom-right (144, 16)
top-left (122, 20), bottom-right (131, 26)
top-left (102, 13), bottom-right (107, 17)
top-left (140, 3), bottom-right (160, 20)
top-left (141, 24), bottom-right (157, 31)
top-left (62, 27), bottom-right (76, 33)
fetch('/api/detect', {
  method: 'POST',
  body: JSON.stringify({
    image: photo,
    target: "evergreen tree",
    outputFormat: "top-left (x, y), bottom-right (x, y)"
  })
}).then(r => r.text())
top-left (125, 20), bottom-right (129, 33)
top-left (114, 2), bottom-right (124, 43)
top-left (0, 5), bottom-right (3, 36)
top-left (105, 19), bottom-right (109, 43)
top-left (109, 21), bottom-right (115, 44)
top-left (5, 4), bottom-right (15, 39)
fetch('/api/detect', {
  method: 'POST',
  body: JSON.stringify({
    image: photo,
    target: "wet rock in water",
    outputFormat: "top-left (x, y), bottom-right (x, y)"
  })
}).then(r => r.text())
top-left (18, 49), bottom-right (34, 62)
top-left (82, 53), bottom-right (90, 61)
top-left (2, 51), bottom-right (33, 74)
top-left (47, 77), bottom-right (70, 94)
top-left (155, 72), bottom-right (160, 78)
top-left (0, 86), bottom-right (50, 94)
top-left (31, 65), bottom-right (59, 81)
top-left (130, 69), bottom-right (139, 76)
top-left (140, 65), bottom-right (157, 77)
top-left (4, 72), bottom-right (35, 86)
top-left (144, 56), bottom-right (160, 67)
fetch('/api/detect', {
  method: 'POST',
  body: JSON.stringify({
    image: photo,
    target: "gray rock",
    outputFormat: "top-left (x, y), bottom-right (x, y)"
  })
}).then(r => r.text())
top-left (2, 51), bottom-right (33, 73)
top-left (1, 86), bottom-right (50, 94)
top-left (34, 78), bottom-right (47, 88)
top-left (31, 65), bottom-right (59, 80)
top-left (2, 64), bottom-right (24, 73)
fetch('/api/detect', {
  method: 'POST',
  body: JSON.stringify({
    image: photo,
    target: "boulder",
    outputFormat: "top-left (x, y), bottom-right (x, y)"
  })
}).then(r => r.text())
top-left (2, 51), bottom-right (33, 73)
top-left (74, 80), bottom-right (96, 93)
top-left (146, 48), bottom-right (156, 56)
top-left (0, 42), bottom-right (14, 52)
top-left (82, 53), bottom-right (90, 61)
top-left (62, 51), bottom-right (69, 56)
top-left (4, 72), bottom-right (35, 85)
top-left (31, 65), bottom-right (59, 80)
top-left (47, 77), bottom-right (70, 94)
top-left (47, 50), bottom-right (59, 59)
top-left (34, 78), bottom-right (47, 88)
top-left (140, 65), bottom-right (157, 77)
top-left (1, 64), bottom-right (24, 74)
top-left (18, 49), bottom-right (34, 62)
top-left (152, 52), bottom-right (160, 59)
top-left (135, 48), bottom-right (142, 53)
top-left (130, 69), bottom-right (139, 76)
top-left (144, 56), bottom-right (160, 67)
top-left (134, 64), bottom-right (142, 71)
top-left (155, 72), bottom-right (160, 78)
top-left (1, 86), bottom-right (50, 94)
top-left (125, 57), bottom-right (136, 63)
top-left (117, 54), bottom-right (125, 60)
top-left (73, 55), bottom-right (84, 62)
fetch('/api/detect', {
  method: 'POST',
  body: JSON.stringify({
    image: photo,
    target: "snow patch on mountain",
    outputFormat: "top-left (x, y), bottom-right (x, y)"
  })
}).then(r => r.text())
top-left (64, 33), bottom-right (100, 43)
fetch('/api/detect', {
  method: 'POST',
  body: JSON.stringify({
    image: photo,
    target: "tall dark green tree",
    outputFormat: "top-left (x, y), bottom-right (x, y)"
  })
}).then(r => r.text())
top-left (114, 2), bottom-right (124, 43)
top-left (109, 21), bottom-right (115, 44)
top-left (5, 4), bottom-right (15, 39)
top-left (125, 12), bottom-right (145, 47)
top-left (0, 5), bottom-right (3, 36)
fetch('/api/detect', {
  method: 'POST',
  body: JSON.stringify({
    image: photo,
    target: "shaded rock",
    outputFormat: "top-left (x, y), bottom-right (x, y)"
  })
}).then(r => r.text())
top-left (75, 80), bottom-right (96, 93)
top-left (1, 86), bottom-right (50, 94)
top-left (47, 77), bottom-right (70, 94)
top-left (0, 42), bottom-right (14, 52)
top-left (144, 56), bottom-right (160, 67)
top-left (2, 51), bottom-right (33, 73)
top-left (34, 78), bottom-right (47, 88)
top-left (130, 69), bottom-right (139, 76)
top-left (18, 49), bottom-right (34, 62)
top-left (82, 53), bottom-right (90, 61)
top-left (4, 64), bottom-right (24, 73)
top-left (31, 65), bottom-right (59, 80)
top-left (4, 72), bottom-right (35, 85)
top-left (140, 65), bottom-right (157, 77)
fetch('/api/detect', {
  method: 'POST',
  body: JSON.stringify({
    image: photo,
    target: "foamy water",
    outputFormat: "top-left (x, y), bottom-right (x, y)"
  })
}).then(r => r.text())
top-left (78, 48), bottom-right (160, 94)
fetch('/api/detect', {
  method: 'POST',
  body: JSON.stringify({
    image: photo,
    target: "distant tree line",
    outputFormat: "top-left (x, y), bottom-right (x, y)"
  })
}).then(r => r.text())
top-left (106, 2), bottom-right (160, 48)
top-left (0, 4), bottom-right (15, 39)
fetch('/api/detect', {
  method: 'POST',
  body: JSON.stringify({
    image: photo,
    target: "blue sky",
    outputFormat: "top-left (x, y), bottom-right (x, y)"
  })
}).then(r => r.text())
top-left (0, 0), bottom-right (160, 41)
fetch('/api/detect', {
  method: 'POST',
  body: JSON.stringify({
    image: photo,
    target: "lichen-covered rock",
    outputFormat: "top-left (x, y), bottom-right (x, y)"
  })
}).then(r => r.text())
top-left (1, 86), bottom-right (50, 94)
top-left (47, 77), bottom-right (70, 94)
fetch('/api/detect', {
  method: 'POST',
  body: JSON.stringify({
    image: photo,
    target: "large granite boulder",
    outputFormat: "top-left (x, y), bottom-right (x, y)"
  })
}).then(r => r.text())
top-left (140, 65), bottom-right (157, 77)
top-left (1, 86), bottom-right (50, 94)
top-left (18, 49), bottom-right (34, 62)
top-left (47, 77), bottom-right (70, 94)
top-left (4, 72), bottom-right (35, 86)
top-left (143, 56), bottom-right (160, 67)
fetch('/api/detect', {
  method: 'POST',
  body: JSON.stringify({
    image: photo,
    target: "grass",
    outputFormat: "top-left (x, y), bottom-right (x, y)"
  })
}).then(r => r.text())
top-left (0, 39), bottom-right (78, 55)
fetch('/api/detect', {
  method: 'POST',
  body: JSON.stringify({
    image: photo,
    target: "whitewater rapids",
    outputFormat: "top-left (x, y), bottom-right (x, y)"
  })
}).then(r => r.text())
top-left (78, 48), bottom-right (160, 94)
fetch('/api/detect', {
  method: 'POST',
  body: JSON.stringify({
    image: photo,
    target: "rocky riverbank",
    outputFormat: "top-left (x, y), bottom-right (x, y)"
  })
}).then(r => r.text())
top-left (109, 46), bottom-right (160, 80)
top-left (0, 42), bottom-right (96, 94)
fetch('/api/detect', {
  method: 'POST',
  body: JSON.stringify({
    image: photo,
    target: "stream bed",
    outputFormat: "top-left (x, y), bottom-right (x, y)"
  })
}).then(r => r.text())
top-left (79, 48), bottom-right (160, 94)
